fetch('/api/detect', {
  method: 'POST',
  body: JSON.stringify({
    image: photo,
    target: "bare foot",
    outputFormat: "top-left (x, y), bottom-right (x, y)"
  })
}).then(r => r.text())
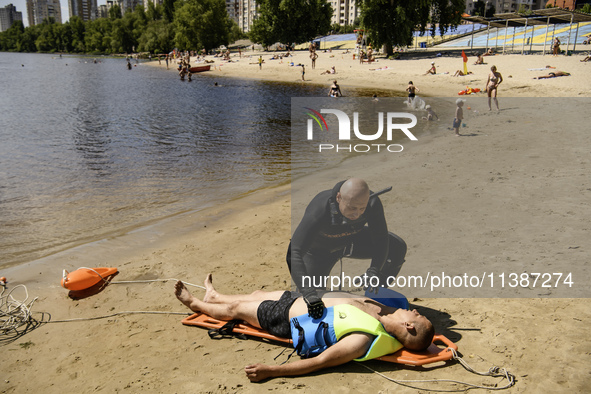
top-left (203, 273), bottom-right (219, 303)
top-left (175, 280), bottom-right (198, 310)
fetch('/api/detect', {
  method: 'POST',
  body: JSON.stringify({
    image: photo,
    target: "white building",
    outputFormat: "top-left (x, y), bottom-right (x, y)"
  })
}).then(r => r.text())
top-left (238, 0), bottom-right (257, 32)
top-left (329, 0), bottom-right (359, 26)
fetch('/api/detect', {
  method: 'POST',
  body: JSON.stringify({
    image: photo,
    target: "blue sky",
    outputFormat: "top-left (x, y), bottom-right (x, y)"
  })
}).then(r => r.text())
top-left (1, 0), bottom-right (108, 26)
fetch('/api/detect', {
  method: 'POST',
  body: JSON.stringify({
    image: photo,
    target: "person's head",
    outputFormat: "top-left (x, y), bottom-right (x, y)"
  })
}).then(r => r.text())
top-left (336, 178), bottom-right (370, 221)
top-left (333, 80), bottom-right (338, 85)
top-left (456, 98), bottom-right (465, 107)
top-left (408, 81), bottom-right (413, 85)
top-left (380, 308), bottom-right (435, 351)
top-left (431, 61), bottom-right (435, 65)
top-left (425, 104), bottom-right (431, 110)
top-left (491, 65), bottom-right (497, 72)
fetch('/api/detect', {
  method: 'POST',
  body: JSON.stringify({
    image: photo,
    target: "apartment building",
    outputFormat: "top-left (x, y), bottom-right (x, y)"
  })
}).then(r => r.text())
top-left (329, 0), bottom-right (359, 26)
top-left (26, 0), bottom-right (62, 26)
top-left (68, 0), bottom-right (98, 21)
top-left (465, 0), bottom-right (547, 15)
top-left (0, 3), bottom-right (23, 31)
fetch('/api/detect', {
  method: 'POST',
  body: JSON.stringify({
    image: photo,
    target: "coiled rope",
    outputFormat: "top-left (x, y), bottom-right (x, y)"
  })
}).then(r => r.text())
top-left (1, 284), bottom-right (38, 335)
top-left (358, 348), bottom-right (515, 391)
top-left (1, 276), bottom-right (203, 335)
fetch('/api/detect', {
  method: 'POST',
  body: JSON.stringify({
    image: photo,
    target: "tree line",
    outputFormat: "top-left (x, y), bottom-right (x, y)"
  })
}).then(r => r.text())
top-left (0, 0), bottom-right (465, 56)
top-left (0, 0), bottom-right (242, 54)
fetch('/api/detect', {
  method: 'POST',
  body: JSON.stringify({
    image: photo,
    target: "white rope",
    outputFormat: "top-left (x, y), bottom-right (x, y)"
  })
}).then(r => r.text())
top-left (72, 267), bottom-right (206, 290)
top-left (358, 348), bottom-right (515, 391)
top-left (0, 284), bottom-right (38, 334)
top-left (111, 278), bottom-right (205, 290)
top-left (46, 310), bottom-right (191, 323)
top-left (1, 274), bottom-right (204, 335)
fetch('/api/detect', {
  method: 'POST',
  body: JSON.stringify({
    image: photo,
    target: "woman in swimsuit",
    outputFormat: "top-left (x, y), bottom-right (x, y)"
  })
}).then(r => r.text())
top-left (552, 38), bottom-right (561, 56)
top-left (328, 80), bottom-right (342, 97)
top-left (485, 65), bottom-right (503, 111)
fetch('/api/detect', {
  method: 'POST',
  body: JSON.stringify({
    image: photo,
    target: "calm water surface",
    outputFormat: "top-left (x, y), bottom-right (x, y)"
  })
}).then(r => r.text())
top-left (0, 53), bottom-right (323, 268)
top-left (0, 52), bottom-right (410, 269)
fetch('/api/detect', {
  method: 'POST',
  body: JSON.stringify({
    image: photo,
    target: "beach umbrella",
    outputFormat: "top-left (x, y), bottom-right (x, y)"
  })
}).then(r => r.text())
top-left (462, 50), bottom-right (468, 75)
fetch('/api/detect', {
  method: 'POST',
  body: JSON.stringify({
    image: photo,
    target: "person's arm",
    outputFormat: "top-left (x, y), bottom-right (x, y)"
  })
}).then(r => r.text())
top-left (245, 333), bottom-right (372, 382)
top-left (497, 73), bottom-right (503, 86)
top-left (289, 193), bottom-right (327, 293)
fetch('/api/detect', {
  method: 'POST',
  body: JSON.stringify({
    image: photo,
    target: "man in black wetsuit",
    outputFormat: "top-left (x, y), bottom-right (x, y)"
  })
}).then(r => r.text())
top-left (287, 178), bottom-right (407, 318)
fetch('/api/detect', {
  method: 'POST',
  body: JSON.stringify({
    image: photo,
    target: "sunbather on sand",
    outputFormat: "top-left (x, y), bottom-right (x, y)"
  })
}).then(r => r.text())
top-left (533, 71), bottom-right (570, 79)
top-left (175, 274), bottom-right (434, 382)
top-left (453, 70), bottom-right (473, 77)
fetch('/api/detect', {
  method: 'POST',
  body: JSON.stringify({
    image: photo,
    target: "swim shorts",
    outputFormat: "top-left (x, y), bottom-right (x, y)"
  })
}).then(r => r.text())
top-left (257, 291), bottom-right (300, 338)
top-left (452, 118), bottom-right (461, 128)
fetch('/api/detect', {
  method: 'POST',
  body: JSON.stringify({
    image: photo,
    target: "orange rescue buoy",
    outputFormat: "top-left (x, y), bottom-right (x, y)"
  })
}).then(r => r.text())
top-left (61, 267), bottom-right (118, 291)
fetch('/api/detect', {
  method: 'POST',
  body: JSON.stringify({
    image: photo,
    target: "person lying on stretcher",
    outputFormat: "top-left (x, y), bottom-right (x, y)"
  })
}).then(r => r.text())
top-left (175, 274), bottom-right (434, 382)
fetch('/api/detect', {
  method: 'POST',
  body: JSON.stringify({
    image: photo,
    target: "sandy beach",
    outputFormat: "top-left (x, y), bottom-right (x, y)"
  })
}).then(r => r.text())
top-left (2, 48), bottom-right (590, 393)
top-left (176, 47), bottom-right (591, 97)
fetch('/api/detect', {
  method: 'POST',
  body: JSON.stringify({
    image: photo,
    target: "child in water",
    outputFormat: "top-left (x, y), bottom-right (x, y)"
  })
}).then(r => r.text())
top-left (422, 105), bottom-right (439, 121)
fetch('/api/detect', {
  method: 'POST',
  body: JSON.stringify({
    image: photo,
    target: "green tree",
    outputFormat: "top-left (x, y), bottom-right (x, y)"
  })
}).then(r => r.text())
top-left (35, 18), bottom-right (59, 52)
top-left (109, 4), bottom-right (123, 20)
top-left (68, 16), bottom-right (86, 52)
top-left (249, 0), bottom-right (332, 47)
top-left (162, 0), bottom-right (176, 22)
top-left (138, 19), bottom-right (173, 53)
top-left (146, 0), bottom-right (163, 21)
top-left (85, 17), bottom-right (112, 53)
top-left (0, 20), bottom-right (25, 51)
top-left (358, 0), bottom-right (464, 55)
top-left (174, 0), bottom-right (231, 51)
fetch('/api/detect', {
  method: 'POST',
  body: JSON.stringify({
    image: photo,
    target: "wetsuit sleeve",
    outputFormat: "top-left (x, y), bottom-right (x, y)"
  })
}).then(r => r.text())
top-left (367, 197), bottom-right (389, 272)
top-left (290, 193), bottom-right (328, 293)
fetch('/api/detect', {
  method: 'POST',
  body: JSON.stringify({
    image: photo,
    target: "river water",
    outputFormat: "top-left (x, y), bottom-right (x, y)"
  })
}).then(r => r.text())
top-left (0, 52), bottom-right (414, 269)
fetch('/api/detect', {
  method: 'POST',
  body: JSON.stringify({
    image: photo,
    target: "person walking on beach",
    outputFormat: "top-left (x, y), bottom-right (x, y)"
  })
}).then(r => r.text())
top-left (485, 65), bottom-right (502, 111)
top-left (301, 65), bottom-right (306, 81)
top-left (453, 99), bottom-right (464, 136)
top-left (286, 178), bottom-right (407, 319)
top-left (258, 56), bottom-right (263, 70)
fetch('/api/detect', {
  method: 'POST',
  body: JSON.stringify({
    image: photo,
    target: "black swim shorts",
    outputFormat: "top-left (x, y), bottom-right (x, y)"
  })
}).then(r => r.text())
top-left (257, 291), bottom-right (300, 338)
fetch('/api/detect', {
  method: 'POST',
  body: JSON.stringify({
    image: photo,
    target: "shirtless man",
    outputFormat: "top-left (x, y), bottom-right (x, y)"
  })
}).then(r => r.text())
top-left (175, 275), bottom-right (434, 382)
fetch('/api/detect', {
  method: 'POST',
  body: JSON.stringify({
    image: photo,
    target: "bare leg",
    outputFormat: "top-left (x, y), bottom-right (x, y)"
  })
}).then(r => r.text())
top-left (175, 280), bottom-right (263, 327)
top-left (202, 273), bottom-right (285, 304)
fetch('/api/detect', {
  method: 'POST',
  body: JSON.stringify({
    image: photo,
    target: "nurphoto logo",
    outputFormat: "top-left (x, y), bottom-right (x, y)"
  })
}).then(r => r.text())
top-left (304, 107), bottom-right (418, 153)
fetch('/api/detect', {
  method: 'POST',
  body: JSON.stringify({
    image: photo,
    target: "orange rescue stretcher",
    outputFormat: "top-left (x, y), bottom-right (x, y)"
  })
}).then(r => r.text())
top-left (181, 312), bottom-right (458, 367)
